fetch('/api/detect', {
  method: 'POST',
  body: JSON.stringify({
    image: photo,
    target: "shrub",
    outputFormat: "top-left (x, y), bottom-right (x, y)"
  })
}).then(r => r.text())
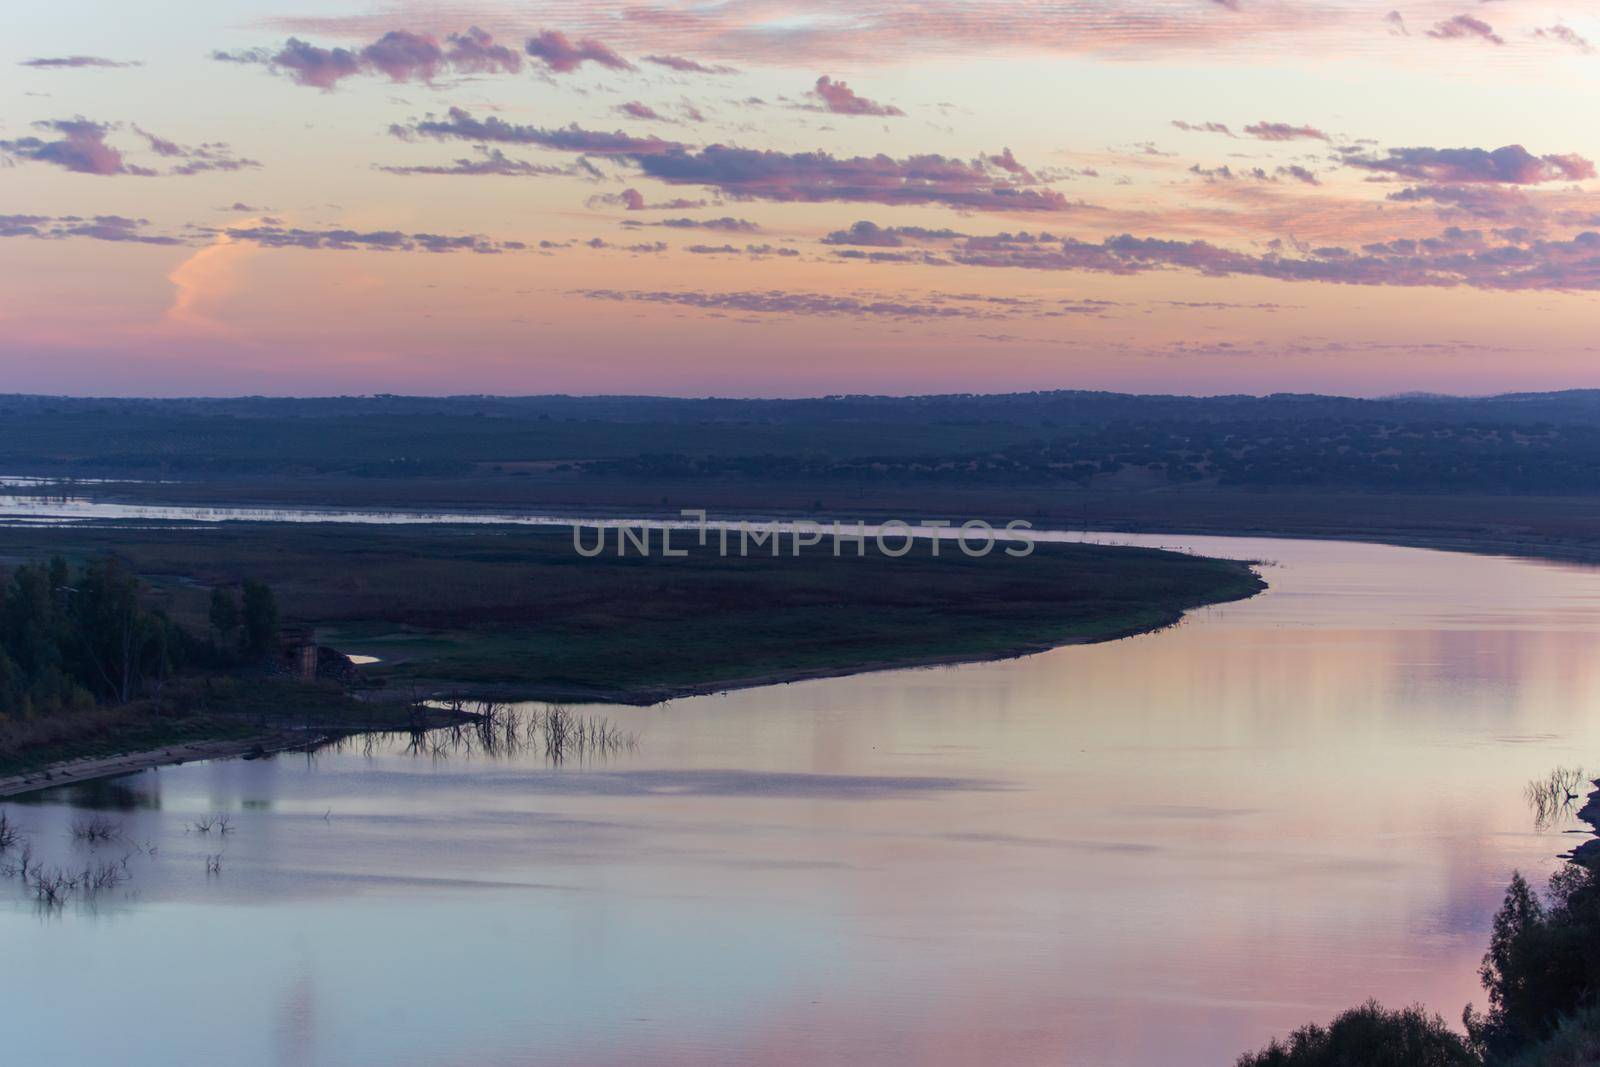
top-left (1237, 1001), bottom-right (1478, 1067)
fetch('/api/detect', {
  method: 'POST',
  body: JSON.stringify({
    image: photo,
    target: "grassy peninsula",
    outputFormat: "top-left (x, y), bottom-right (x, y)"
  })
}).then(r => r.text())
top-left (0, 521), bottom-right (1263, 782)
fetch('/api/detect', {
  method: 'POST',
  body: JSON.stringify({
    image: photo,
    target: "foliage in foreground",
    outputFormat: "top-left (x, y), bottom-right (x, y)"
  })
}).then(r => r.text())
top-left (1466, 864), bottom-right (1600, 1060)
top-left (1501, 1002), bottom-right (1600, 1067)
top-left (1235, 1001), bottom-right (1477, 1067)
top-left (1238, 860), bottom-right (1600, 1067)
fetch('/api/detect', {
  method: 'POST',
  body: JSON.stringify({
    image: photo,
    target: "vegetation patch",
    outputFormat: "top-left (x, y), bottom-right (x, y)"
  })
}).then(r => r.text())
top-left (0, 522), bottom-right (1263, 706)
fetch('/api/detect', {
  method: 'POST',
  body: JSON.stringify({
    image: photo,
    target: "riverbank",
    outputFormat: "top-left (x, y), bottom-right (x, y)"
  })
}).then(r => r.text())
top-left (0, 733), bottom-right (302, 799)
top-left (0, 689), bottom-right (484, 799)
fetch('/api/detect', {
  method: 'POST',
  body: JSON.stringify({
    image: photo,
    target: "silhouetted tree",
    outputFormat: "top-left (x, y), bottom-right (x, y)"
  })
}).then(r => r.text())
top-left (240, 578), bottom-right (278, 657)
top-left (0, 555), bottom-right (184, 713)
top-left (1466, 863), bottom-right (1600, 1059)
top-left (208, 585), bottom-right (241, 642)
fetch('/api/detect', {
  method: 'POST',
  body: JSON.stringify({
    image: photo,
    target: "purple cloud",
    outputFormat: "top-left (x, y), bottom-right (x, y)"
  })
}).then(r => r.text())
top-left (444, 27), bottom-right (524, 74)
top-left (0, 213), bottom-right (182, 244)
top-left (1342, 144), bottom-right (1594, 184)
top-left (841, 224), bottom-right (1600, 292)
top-left (1190, 162), bottom-right (1317, 185)
top-left (809, 76), bottom-right (905, 117)
top-left (525, 29), bottom-right (632, 73)
top-left (588, 188), bottom-right (710, 211)
top-left (1, 117), bottom-right (259, 178)
top-left (655, 216), bottom-right (761, 231)
top-left (264, 37), bottom-right (362, 89)
top-left (214, 27), bottom-right (521, 89)
top-left (1387, 184), bottom-right (1534, 220)
top-left (395, 107), bottom-right (680, 155)
top-left (822, 220), bottom-right (905, 247)
top-left (618, 101), bottom-right (666, 121)
top-left (635, 145), bottom-right (1079, 211)
top-left (0, 118), bottom-right (141, 175)
top-left (20, 56), bottom-right (140, 69)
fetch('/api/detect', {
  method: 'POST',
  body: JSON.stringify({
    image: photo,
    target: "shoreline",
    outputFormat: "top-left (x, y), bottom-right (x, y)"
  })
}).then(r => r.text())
top-left (0, 732), bottom-right (307, 800)
top-left (0, 581), bottom-right (1258, 799)
top-left (0, 707), bottom-right (485, 801)
top-left (378, 594), bottom-right (1242, 706)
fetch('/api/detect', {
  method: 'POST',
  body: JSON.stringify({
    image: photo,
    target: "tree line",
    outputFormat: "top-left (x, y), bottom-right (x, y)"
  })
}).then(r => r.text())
top-left (0, 556), bottom-right (278, 717)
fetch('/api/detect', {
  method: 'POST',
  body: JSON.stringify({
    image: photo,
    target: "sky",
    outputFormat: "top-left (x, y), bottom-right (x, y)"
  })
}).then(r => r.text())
top-left (4, 0), bottom-right (1600, 397)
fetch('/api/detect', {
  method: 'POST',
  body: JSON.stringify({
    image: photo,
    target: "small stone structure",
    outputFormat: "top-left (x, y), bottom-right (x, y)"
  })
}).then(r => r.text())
top-left (279, 626), bottom-right (319, 681)
top-left (274, 626), bottom-right (361, 684)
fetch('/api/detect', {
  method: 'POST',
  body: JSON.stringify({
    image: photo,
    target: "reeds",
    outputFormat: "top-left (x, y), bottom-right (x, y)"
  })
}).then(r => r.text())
top-left (1526, 766), bottom-right (1588, 831)
top-left (397, 701), bottom-right (639, 764)
top-left (24, 858), bottom-right (128, 908)
top-left (69, 815), bottom-right (122, 844)
top-left (191, 813), bottom-right (235, 835)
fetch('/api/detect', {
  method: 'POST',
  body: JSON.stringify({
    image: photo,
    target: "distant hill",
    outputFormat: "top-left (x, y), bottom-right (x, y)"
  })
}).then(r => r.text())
top-left (2, 389), bottom-right (1598, 492)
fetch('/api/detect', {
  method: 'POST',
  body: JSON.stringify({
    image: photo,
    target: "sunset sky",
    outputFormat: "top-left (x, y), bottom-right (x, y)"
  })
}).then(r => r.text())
top-left (5, 0), bottom-right (1600, 396)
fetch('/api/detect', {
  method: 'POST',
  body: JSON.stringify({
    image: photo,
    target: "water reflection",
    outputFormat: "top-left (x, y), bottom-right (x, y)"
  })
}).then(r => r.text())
top-left (1, 535), bottom-right (1599, 1066)
top-left (1525, 766), bottom-right (1587, 831)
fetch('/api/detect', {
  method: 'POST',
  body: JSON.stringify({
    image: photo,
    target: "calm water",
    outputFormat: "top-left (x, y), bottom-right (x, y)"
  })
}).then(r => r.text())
top-left (4, 534), bottom-right (1599, 1066)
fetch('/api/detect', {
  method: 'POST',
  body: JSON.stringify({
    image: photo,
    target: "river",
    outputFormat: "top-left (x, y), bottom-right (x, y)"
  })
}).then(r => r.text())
top-left (2, 531), bottom-right (1597, 1066)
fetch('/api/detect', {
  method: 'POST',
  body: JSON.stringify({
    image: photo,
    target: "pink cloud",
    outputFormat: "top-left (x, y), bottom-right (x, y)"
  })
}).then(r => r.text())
top-left (395, 108), bottom-right (680, 155)
top-left (214, 27), bottom-right (521, 89)
top-left (0, 118), bottom-right (141, 175)
top-left (809, 76), bottom-right (904, 117)
top-left (1534, 25), bottom-right (1593, 53)
top-left (1426, 15), bottom-right (1503, 46)
top-left (1243, 121), bottom-right (1328, 142)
